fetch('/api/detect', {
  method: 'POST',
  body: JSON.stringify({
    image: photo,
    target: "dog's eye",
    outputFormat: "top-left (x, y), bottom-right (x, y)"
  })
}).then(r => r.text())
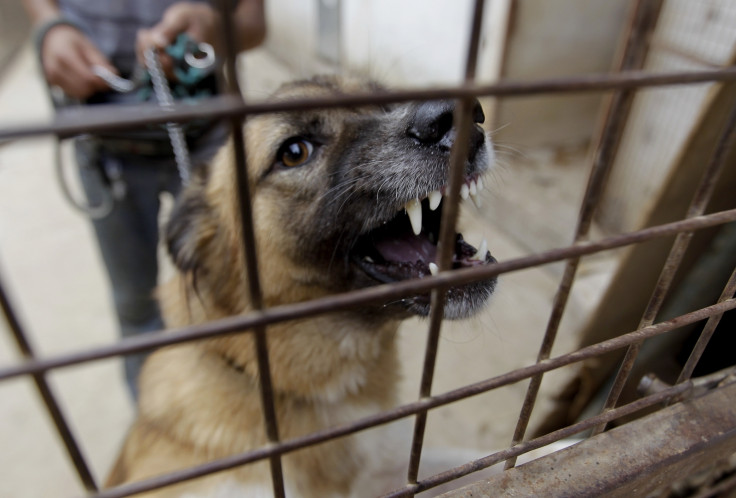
top-left (277, 138), bottom-right (315, 168)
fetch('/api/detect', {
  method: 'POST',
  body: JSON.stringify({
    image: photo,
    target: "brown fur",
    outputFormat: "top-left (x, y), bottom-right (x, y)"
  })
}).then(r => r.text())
top-left (107, 76), bottom-right (496, 497)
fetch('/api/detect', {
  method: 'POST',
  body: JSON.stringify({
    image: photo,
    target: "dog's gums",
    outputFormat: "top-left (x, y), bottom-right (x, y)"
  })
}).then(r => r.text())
top-left (353, 187), bottom-right (494, 279)
top-left (351, 175), bottom-right (497, 319)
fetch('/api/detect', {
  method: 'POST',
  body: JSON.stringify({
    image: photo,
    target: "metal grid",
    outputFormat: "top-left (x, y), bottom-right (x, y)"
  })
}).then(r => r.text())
top-left (1, 0), bottom-right (736, 496)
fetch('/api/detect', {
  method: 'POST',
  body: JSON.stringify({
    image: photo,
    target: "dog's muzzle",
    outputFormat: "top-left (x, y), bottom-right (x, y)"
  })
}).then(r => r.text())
top-left (350, 98), bottom-right (497, 319)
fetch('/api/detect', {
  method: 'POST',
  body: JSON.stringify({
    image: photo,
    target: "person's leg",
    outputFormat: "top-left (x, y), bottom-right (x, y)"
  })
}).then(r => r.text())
top-left (76, 141), bottom-right (173, 399)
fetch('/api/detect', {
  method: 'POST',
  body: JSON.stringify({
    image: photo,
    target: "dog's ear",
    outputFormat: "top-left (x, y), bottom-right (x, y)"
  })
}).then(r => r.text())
top-left (165, 175), bottom-right (214, 277)
top-left (165, 167), bottom-right (246, 316)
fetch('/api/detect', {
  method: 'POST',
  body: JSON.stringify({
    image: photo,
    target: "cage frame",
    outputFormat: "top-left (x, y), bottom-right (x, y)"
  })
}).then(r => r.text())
top-left (1, 0), bottom-right (736, 496)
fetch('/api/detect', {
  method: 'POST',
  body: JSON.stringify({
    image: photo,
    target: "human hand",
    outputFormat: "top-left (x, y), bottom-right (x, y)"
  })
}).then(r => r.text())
top-left (40, 24), bottom-right (117, 99)
top-left (136, 2), bottom-right (222, 80)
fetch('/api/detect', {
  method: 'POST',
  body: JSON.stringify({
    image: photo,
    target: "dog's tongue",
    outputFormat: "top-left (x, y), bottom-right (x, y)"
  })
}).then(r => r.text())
top-left (373, 232), bottom-right (437, 264)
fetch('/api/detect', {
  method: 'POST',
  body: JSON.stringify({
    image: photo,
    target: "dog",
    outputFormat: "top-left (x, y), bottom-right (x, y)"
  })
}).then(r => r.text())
top-left (106, 76), bottom-right (497, 497)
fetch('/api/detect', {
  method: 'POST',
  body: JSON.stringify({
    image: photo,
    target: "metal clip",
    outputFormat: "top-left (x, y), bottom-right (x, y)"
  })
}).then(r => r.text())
top-left (166, 34), bottom-right (216, 86)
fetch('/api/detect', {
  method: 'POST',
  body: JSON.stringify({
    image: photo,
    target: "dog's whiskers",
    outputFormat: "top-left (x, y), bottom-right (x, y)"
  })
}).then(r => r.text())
top-left (318, 174), bottom-right (369, 204)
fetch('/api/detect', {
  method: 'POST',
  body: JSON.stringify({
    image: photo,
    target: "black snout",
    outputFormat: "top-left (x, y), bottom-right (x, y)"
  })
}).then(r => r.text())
top-left (406, 99), bottom-right (486, 158)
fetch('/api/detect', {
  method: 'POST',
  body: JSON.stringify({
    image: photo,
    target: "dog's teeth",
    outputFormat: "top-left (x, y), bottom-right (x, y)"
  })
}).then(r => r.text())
top-left (405, 198), bottom-right (422, 235)
top-left (477, 177), bottom-right (484, 192)
top-left (428, 190), bottom-right (442, 211)
top-left (363, 256), bottom-right (374, 263)
top-left (470, 191), bottom-right (482, 209)
top-left (429, 262), bottom-right (439, 276)
top-left (460, 183), bottom-right (470, 200)
top-left (473, 238), bottom-right (488, 261)
top-left (469, 180), bottom-right (477, 196)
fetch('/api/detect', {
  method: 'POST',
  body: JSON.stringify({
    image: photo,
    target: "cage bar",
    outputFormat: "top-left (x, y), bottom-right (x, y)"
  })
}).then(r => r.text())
top-left (1, 208), bottom-right (735, 386)
top-left (592, 87), bottom-right (736, 435)
top-left (504, 0), bottom-right (664, 469)
top-left (3, 68), bottom-right (736, 143)
top-left (675, 264), bottom-right (736, 385)
top-left (1, 3), bottom-right (736, 494)
top-left (215, 1), bottom-right (286, 494)
top-left (0, 270), bottom-right (98, 492)
top-left (86, 298), bottom-right (735, 498)
top-left (432, 374), bottom-right (736, 497)
top-left (406, 0), bottom-right (488, 489)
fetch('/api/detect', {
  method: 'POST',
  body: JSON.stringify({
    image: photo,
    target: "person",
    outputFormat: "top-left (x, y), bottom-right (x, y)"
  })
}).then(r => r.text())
top-left (22, 0), bottom-right (266, 398)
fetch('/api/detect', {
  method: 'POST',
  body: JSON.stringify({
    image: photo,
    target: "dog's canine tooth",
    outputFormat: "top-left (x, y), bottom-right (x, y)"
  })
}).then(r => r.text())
top-left (428, 190), bottom-right (442, 211)
top-left (469, 179), bottom-right (482, 208)
top-left (470, 191), bottom-right (482, 209)
top-left (460, 183), bottom-right (470, 200)
top-left (429, 262), bottom-right (439, 276)
top-left (476, 177), bottom-right (484, 192)
top-left (405, 198), bottom-right (422, 235)
top-left (473, 238), bottom-right (488, 261)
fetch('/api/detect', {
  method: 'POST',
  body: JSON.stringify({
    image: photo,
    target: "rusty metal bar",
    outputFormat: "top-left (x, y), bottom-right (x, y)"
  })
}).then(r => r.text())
top-left (406, 0), bottom-right (486, 488)
top-left (1, 9), bottom-right (732, 498)
top-left (676, 264), bottom-right (736, 384)
top-left (87, 298), bottom-right (735, 498)
top-left (215, 1), bottom-right (285, 495)
top-left (692, 471), bottom-right (736, 498)
top-left (2, 208), bottom-right (735, 383)
top-left (384, 380), bottom-right (694, 497)
top-left (504, 0), bottom-right (663, 469)
top-left (3, 68), bottom-right (736, 142)
top-left (407, 98), bottom-right (474, 486)
top-left (0, 269), bottom-right (98, 492)
top-left (462, 0), bottom-right (485, 82)
top-left (592, 89), bottom-right (736, 435)
top-left (639, 365), bottom-right (736, 400)
top-left (435, 378), bottom-right (736, 498)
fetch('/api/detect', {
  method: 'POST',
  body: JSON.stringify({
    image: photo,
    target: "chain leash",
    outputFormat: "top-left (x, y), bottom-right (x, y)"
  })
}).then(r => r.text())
top-left (143, 47), bottom-right (192, 185)
top-left (53, 37), bottom-right (214, 218)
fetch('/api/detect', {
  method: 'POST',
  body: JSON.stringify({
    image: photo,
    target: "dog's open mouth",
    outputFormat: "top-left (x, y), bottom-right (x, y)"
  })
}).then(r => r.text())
top-left (352, 176), bottom-right (496, 285)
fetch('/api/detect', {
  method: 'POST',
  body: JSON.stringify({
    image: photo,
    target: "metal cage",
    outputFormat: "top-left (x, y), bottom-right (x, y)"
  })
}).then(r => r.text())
top-left (1, 0), bottom-right (735, 497)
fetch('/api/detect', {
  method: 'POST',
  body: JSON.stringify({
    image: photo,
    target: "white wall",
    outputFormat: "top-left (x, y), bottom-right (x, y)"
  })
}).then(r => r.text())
top-left (342, 0), bottom-right (475, 85)
top-left (262, 0), bottom-right (627, 146)
top-left (264, 0), bottom-right (510, 87)
top-left (262, 0), bottom-right (320, 76)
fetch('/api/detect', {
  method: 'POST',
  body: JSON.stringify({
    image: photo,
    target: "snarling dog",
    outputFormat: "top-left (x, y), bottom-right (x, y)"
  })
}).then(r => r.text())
top-left (106, 76), bottom-right (497, 497)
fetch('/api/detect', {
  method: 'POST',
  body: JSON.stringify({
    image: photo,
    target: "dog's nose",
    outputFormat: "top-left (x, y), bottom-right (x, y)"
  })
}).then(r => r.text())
top-left (407, 99), bottom-right (485, 154)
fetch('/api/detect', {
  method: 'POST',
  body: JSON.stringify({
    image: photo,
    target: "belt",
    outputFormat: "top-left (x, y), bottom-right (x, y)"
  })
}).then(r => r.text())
top-left (92, 136), bottom-right (176, 158)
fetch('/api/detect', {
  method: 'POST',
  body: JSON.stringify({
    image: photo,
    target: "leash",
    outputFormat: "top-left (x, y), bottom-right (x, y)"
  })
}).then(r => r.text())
top-left (143, 45), bottom-right (193, 185)
top-left (94, 35), bottom-right (217, 186)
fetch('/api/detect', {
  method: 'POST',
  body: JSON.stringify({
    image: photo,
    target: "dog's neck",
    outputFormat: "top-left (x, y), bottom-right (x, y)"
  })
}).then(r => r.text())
top-left (204, 313), bottom-right (400, 403)
top-left (160, 273), bottom-right (401, 403)
top-left (136, 312), bottom-right (403, 495)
